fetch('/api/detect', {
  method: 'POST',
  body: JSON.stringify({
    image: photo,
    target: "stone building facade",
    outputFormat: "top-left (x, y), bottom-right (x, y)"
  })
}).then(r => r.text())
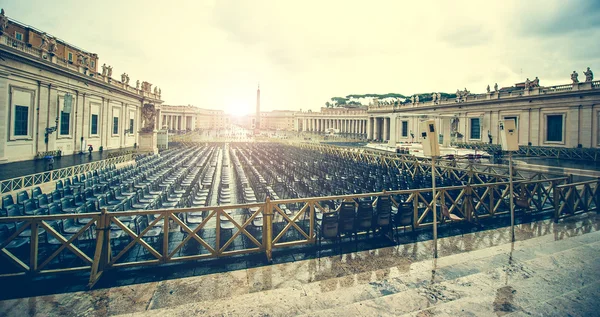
top-left (0, 10), bottom-right (162, 163)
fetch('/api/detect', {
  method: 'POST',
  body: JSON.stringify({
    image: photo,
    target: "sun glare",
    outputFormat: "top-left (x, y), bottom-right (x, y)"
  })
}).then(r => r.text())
top-left (225, 101), bottom-right (252, 117)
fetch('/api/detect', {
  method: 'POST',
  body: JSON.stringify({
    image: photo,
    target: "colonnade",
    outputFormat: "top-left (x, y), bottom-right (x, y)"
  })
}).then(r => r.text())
top-left (161, 114), bottom-right (194, 131)
top-left (298, 118), bottom-right (368, 135)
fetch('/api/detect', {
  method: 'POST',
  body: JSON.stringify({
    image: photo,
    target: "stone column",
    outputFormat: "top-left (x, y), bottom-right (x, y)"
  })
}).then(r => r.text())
top-left (366, 118), bottom-right (372, 139)
top-left (389, 116), bottom-right (397, 146)
top-left (442, 118), bottom-right (451, 147)
top-left (383, 118), bottom-right (389, 141)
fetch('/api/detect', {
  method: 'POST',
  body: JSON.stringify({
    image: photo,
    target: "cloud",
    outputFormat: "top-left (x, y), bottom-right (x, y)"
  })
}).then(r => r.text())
top-left (513, 0), bottom-right (600, 36)
top-left (438, 22), bottom-right (492, 47)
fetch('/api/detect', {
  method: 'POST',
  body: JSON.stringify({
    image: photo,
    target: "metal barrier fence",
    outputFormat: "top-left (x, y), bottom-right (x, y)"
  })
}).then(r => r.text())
top-left (0, 154), bottom-right (136, 194)
top-left (295, 142), bottom-right (563, 182)
top-left (452, 142), bottom-right (600, 161)
top-left (2, 176), bottom-right (590, 288)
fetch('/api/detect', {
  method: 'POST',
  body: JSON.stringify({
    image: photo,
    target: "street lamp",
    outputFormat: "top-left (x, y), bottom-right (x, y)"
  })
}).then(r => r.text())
top-left (44, 116), bottom-right (59, 144)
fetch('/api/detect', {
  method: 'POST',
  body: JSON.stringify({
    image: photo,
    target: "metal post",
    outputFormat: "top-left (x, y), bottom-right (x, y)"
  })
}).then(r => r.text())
top-left (432, 156), bottom-right (438, 258)
top-left (509, 151), bottom-right (515, 242)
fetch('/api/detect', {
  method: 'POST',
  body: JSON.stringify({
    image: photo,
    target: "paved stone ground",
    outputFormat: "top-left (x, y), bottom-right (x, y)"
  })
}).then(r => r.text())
top-left (0, 147), bottom-right (135, 181)
top-left (0, 212), bottom-right (598, 316)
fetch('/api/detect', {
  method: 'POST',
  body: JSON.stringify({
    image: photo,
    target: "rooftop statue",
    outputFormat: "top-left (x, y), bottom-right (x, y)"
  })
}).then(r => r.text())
top-left (584, 67), bottom-right (594, 82)
top-left (487, 85), bottom-right (490, 93)
top-left (524, 78), bottom-right (531, 90)
top-left (39, 33), bottom-right (49, 51)
top-left (47, 36), bottom-right (58, 54)
top-left (571, 70), bottom-right (579, 84)
top-left (101, 63), bottom-right (107, 76)
top-left (532, 76), bottom-right (540, 88)
top-left (494, 83), bottom-right (498, 92)
top-left (107, 66), bottom-right (113, 77)
top-left (0, 9), bottom-right (8, 35)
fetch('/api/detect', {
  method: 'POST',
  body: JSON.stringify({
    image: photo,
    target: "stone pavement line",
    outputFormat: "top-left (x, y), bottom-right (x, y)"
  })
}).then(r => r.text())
top-left (113, 218), bottom-right (600, 317)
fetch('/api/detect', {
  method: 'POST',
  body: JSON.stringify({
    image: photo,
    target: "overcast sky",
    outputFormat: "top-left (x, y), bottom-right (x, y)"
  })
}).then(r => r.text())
top-left (4, 0), bottom-right (600, 114)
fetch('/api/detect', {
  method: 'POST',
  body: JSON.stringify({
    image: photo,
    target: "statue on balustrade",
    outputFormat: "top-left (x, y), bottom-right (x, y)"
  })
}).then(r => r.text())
top-left (487, 85), bottom-right (490, 93)
top-left (437, 92), bottom-right (441, 101)
top-left (415, 95), bottom-right (419, 104)
top-left (107, 66), bottom-right (113, 77)
top-left (47, 37), bottom-right (57, 54)
top-left (450, 118), bottom-right (459, 133)
top-left (431, 92), bottom-right (437, 103)
top-left (456, 89), bottom-right (461, 102)
top-left (158, 88), bottom-right (161, 97)
top-left (411, 95), bottom-right (415, 104)
top-left (0, 9), bottom-right (8, 35)
top-left (125, 74), bottom-right (130, 85)
top-left (524, 78), bottom-right (531, 90)
top-left (571, 71), bottom-right (579, 84)
top-left (121, 73), bottom-right (127, 83)
top-left (141, 104), bottom-right (156, 133)
top-left (83, 55), bottom-right (90, 67)
top-left (101, 64), bottom-right (107, 76)
top-left (532, 76), bottom-right (540, 88)
top-left (154, 86), bottom-right (158, 95)
top-left (39, 33), bottom-right (49, 51)
top-left (584, 67), bottom-right (593, 82)
top-left (76, 53), bottom-right (84, 65)
top-left (494, 83), bottom-right (498, 92)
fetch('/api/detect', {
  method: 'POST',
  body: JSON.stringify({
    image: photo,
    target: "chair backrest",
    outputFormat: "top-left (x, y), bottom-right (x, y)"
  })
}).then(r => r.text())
top-left (321, 212), bottom-right (339, 239)
top-left (97, 195), bottom-right (107, 208)
top-left (48, 202), bottom-right (62, 216)
top-left (16, 191), bottom-right (29, 204)
top-left (2, 195), bottom-right (15, 208)
top-left (32, 187), bottom-right (43, 199)
top-left (64, 178), bottom-right (72, 187)
top-left (6, 205), bottom-right (22, 217)
top-left (135, 215), bottom-right (148, 234)
top-left (23, 199), bottom-right (37, 213)
top-left (356, 200), bottom-right (373, 229)
top-left (85, 201), bottom-right (96, 212)
top-left (338, 201), bottom-right (356, 231)
top-left (64, 187), bottom-right (74, 196)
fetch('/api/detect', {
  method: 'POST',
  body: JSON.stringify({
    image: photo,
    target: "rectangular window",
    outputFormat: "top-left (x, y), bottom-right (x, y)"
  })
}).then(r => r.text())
top-left (470, 118), bottom-right (481, 139)
top-left (129, 119), bottom-right (134, 134)
top-left (91, 61), bottom-right (95, 68)
top-left (546, 114), bottom-right (563, 142)
top-left (60, 111), bottom-right (70, 135)
top-left (14, 106), bottom-right (29, 136)
top-left (68, 52), bottom-right (73, 62)
top-left (113, 117), bottom-right (119, 135)
top-left (15, 32), bottom-right (24, 41)
top-left (401, 121), bottom-right (408, 137)
top-left (91, 114), bottom-right (98, 135)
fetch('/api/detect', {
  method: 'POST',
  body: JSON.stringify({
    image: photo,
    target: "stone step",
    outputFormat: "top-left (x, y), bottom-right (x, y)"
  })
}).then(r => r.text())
top-left (296, 231), bottom-right (600, 316)
top-left (121, 221), bottom-right (600, 316)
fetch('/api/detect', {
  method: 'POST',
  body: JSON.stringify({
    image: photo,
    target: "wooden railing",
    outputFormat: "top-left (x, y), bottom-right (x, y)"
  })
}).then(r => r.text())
top-left (1, 175), bottom-right (587, 288)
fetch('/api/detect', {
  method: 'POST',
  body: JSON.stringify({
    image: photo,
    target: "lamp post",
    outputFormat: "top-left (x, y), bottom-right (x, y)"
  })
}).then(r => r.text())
top-left (44, 116), bottom-right (59, 145)
top-left (499, 119), bottom-right (519, 242)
